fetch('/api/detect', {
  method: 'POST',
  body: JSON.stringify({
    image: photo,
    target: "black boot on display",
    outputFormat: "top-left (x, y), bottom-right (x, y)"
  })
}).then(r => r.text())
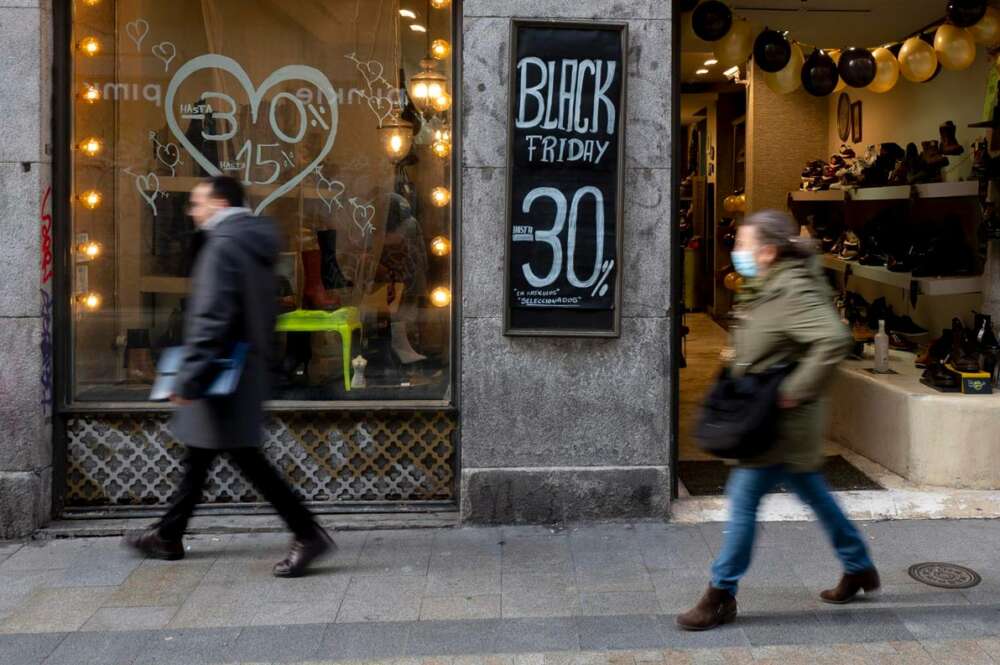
top-left (316, 229), bottom-right (353, 289)
top-left (974, 312), bottom-right (1000, 353)
top-left (950, 318), bottom-right (981, 373)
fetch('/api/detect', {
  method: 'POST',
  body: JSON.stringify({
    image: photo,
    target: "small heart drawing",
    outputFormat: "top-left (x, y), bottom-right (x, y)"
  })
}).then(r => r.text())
top-left (349, 197), bottom-right (376, 235)
top-left (366, 95), bottom-right (393, 128)
top-left (164, 54), bottom-right (340, 216)
top-left (361, 61), bottom-right (385, 88)
top-left (125, 19), bottom-right (149, 51)
top-left (156, 142), bottom-right (181, 174)
top-left (152, 42), bottom-right (177, 72)
top-left (134, 172), bottom-right (160, 215)
top-left (315, 172), bottom-right (345, 215)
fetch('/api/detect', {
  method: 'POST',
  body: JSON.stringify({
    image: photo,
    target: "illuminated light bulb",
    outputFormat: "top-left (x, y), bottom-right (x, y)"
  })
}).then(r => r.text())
top-left (431, 0), bottom-right (450, 8)
top-left (430, 286), bottom-right (452, 308)
top-left (77, 241), bottom-right (102, 259)
top-left (399, 9), bottom-right (416, 18)
top-left (704, 58), bottom-right (718, 66)
top-left (79, 137), bottom-right (103, 157)
top-left (378, 111), bottom-right (414, 161)
top-left (431, 187), bottom-right (451, 207)
top-left (80, 190), bottom-right (102, 209)
top-left (431, 39), bottom-right (451, 60)
top-left (431, 92), bottom-right (452, 113)
top-left (83, 0), bottom-right (101, 5)
top-left (432, 139), bottom-right (451, 158)
top-left (408, 59), bottom-right (448, 113)
top-left (81, 85), bottom-right (101, 103)
top-left (696, 68), bottom-right (709, 75)
top-left (79, 37), bottom-right (101, 56)
top-left (410, 24), bottom-right (427, 33)
top-left (430, 236), bottom-right (451, 257)
top-left (77, 292), bottom-right (102, 310)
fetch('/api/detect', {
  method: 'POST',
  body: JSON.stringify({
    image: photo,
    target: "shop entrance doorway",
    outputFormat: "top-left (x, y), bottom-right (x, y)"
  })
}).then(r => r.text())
top-left (672, 0), bottom-right (1000, 516)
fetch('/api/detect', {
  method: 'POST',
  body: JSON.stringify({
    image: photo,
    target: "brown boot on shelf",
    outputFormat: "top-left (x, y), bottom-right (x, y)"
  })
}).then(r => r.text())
top-left (939, 120), bottom-right (964, 156)
top-left (301, 250), bottom-right (340, 311)
top-left (820, 567), bottom-right (880, 604)
top-left (676, 586), bottom-right (738, 631)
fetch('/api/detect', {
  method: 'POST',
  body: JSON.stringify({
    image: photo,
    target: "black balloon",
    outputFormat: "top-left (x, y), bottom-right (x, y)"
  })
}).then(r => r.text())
top-left (753, 28), bottom-right (792, 72)
top-left (680, 0), bottom-right (698, 11)
top-left (692, 0), bottom-right (733, 42)
top-left (838, 47), bottom-right (877, 88)
top-left (947, 0), bottom-right (988, 28)
top-left (801, 49), bottom-right (840, 96)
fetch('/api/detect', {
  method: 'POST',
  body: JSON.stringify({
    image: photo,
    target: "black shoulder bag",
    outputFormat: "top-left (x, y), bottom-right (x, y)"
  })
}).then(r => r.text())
top-left (694, 363), bottom-right (796, 459)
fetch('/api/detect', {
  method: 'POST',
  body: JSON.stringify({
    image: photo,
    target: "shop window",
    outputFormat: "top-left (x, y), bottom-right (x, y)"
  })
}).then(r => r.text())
top-left (70, 0), bottom-right (455, 403)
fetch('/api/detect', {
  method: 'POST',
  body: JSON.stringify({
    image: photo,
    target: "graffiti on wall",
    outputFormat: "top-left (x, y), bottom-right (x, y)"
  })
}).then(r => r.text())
top-left (40, 185), bottom-right (53, 419)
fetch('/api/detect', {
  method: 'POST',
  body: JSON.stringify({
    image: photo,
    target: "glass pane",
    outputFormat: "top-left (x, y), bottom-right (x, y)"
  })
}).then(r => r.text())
top-left (71, 0), bottom-right (454, 402)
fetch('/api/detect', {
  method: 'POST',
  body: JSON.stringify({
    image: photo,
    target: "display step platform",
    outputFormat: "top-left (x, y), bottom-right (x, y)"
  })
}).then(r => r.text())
top-left (828, 349), bottom-right (1000, 490)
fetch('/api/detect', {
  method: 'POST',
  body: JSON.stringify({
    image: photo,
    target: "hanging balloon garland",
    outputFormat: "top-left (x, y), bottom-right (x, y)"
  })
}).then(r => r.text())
top-left (689, 0), bottom-right (997, 97)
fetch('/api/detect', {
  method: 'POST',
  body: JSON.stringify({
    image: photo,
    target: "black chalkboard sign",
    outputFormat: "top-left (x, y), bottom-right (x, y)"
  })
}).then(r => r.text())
top-left (504, 20), bottom-right (628, 337)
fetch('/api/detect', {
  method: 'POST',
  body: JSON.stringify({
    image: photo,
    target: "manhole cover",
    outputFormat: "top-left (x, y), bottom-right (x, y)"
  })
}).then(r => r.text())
top-left (908, 562), bottom-right (981, 589)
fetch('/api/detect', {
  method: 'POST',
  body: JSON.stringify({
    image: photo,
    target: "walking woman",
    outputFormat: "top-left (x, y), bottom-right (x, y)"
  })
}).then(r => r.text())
top-left (677, 209), bottom-right (879, 631)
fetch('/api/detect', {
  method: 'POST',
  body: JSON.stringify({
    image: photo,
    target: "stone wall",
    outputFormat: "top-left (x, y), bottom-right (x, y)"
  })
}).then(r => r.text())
top-left (459, 1), bottom-right (673, 523)
top-left (0, 0), bottom-right (53, 538)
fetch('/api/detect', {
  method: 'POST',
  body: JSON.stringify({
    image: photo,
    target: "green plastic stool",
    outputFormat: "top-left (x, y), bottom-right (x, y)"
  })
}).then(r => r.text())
top-left (275, 307), bottom-right (362, 391)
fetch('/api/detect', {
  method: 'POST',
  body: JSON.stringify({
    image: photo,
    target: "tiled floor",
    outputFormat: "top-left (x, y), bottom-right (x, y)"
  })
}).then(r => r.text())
top-left (0, 520), bottom-right (998, 663)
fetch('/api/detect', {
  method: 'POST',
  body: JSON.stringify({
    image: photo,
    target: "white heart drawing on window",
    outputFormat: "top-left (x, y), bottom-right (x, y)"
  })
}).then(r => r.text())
top-left (152, 42), bottom-right (177, 72)
top-left (164, 54), bottom-right (340, 216)
top-left (315, 169), bottom-right (346, 215)
top-left (125, 19), bottom-right (150, 51)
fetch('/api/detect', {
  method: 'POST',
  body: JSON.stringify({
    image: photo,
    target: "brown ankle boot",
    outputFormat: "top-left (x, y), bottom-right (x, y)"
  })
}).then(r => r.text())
top-left (676, 586), bottom-right (737, 631)
top-left (820, 567), bottom-right (880, 604)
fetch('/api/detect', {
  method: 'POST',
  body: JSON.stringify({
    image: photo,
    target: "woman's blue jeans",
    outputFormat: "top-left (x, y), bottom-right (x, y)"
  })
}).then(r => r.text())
top-left (710, 466), bottom-right (874, 595)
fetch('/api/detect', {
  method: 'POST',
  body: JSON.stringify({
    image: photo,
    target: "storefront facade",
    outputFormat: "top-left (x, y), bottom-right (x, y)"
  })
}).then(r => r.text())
top-left (0, 0), bottom-right (675, 538)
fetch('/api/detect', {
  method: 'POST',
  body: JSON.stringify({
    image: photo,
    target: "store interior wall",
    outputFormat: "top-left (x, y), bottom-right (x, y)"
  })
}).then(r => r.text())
top-left (747, 65), bottom-right (829, 212)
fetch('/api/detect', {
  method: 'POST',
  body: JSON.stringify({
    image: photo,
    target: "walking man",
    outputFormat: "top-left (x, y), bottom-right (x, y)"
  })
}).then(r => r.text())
top-left (125, 176), bottom-right (335, 578)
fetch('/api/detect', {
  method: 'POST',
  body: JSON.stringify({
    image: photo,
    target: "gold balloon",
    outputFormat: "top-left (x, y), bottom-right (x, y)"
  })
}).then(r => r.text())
top-left (935, 24), bottom-right (977, 71)
top-left (898, 36), bottom-right (938, 82)
top-left (735, 193), bottom-right (747, 213)
top-left (714, 18), bottom-right (754, 68)
top-left (970, 7), bottom-right (1000, 46)
top-left (764, 42), bottom-right (804, 94)
top-left (723, 195), bottom-right (739, 213)
top-left (724, 271), bottom-right (743, 292)
top-left (868, 47), bottom-right (900, 93)
top-left (832, 51), bottom-right (847, 93)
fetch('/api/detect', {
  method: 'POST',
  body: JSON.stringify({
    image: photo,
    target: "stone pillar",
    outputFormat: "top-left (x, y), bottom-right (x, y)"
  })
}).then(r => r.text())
top-left (459, 1), bottom-right (673, 523)
top-left (0, 1), bottom-right (53, 539)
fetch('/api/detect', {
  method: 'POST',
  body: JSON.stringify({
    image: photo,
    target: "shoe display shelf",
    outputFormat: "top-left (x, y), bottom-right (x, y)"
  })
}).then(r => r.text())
top-left (820, 255), bottom-right (983, 297)
top-left (827, 349), bottom-right (1000, 490)
top-left (789, 180), bottom-right (979, 204)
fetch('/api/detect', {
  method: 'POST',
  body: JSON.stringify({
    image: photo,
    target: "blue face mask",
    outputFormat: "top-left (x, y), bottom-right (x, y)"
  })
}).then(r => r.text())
top-left (731, 250), bottom-right (758, 278)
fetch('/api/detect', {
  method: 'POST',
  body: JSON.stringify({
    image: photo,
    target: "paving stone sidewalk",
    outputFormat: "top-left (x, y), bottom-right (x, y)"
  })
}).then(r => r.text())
top-left (1, 519), bottom-right (999, 664)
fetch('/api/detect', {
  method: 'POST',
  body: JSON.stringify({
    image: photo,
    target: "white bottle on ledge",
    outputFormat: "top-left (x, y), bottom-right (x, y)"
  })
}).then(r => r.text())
top-left (873, 319), bottom-right (890, 374)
